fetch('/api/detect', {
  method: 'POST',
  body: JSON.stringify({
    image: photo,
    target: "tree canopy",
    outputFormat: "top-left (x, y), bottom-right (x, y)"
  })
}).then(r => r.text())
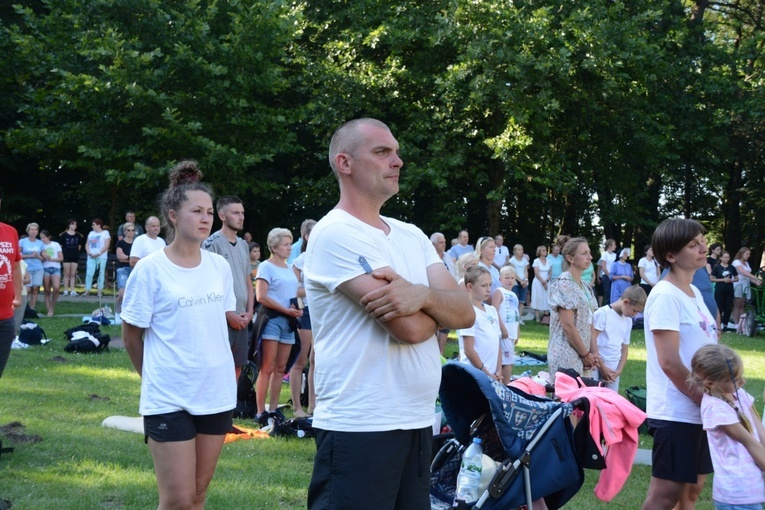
top-left (1, 0), bottom-right (764, 261)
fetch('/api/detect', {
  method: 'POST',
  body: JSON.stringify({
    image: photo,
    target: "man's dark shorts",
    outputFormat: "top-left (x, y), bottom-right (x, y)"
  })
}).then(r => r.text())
top-left (648, 418), bottom-right (713, 483)
top-left (144, 409), bottom-right (233, 443)
top-left (308, 427), bottom-right (432, 510)
top-left (229, 326), bottom-right (250, 367)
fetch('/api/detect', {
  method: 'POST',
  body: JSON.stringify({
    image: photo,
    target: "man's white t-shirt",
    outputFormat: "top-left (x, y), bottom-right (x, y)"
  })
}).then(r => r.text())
top-left (593, 305), bottom-right (632, 364)
top-left (644, 280), bottom-right (717, 423)
top-left (305, 209), bottom-right (442, 432)
top-left (458, 304), bottom-right (501, 373)
top-left (493, 245), bottom-right (510, 267)
top-left (130, 235), bottom-right (166, 260)
top-left (638, 257), bottom-right (660, 286)
top-left (121, 249), bottom-right (236, 416)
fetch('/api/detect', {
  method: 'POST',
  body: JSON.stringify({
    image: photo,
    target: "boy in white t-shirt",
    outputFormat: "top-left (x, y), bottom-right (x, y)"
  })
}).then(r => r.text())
top-left (458, 266), bottom-right (502, 380)
top-left (592, 284), bottom-right (646, 391)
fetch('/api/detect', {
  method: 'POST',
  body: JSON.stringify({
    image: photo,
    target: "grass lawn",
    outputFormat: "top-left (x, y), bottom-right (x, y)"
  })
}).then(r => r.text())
top-left (1, 300), bottom-right (763, 509)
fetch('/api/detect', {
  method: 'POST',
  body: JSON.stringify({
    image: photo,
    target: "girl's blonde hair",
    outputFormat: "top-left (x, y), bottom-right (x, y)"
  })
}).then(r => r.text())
top-left (690, 344), bottom-right (753, 433)
top-left (536, 245), bottom-right (546, 257)
top-left (456, 252), bottom-right (478, 278)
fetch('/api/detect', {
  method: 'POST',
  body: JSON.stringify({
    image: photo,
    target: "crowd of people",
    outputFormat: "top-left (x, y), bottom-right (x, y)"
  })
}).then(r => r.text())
top-left (2, 118), bottom-right (765, 510)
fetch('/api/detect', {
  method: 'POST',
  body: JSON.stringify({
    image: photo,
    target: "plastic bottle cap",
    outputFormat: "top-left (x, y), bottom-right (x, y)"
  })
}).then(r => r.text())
top-left (473, 437), bottom-right (482, 444)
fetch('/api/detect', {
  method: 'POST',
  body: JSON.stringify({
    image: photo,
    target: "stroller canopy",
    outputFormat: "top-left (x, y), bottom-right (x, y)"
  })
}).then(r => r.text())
top-left (440, 362), bottom-right (573, 461)
top-left (435, 362), bottom-right (583, 509)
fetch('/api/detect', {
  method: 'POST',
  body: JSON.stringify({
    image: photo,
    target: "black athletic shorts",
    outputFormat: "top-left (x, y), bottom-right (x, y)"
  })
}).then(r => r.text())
top-left (648, 418), bottom-right (713, 483)
top-left (144, 409), bottom-right (233, 443)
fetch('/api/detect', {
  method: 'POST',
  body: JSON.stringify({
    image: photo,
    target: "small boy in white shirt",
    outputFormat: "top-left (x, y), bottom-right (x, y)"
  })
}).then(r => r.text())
top-left (591, 284), bottom-right (646, 391)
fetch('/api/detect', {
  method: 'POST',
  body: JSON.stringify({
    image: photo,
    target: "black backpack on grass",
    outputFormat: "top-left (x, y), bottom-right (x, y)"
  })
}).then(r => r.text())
top-left (18, 320), bottom-right (46, 345)
top-left (233, 361), bottom-right (258, 419)
top-left (64, 322), bottom-right (102, 339)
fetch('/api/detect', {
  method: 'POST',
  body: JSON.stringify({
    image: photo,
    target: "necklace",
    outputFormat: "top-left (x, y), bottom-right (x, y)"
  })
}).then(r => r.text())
top-left (665, 273), bottom-right (695, 297)
top-left (578, 279), bottom-right (595, 311)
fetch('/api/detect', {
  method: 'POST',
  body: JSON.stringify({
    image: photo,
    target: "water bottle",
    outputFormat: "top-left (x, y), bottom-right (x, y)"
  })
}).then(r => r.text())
top-left (454, 437), bottom-right (483, 505)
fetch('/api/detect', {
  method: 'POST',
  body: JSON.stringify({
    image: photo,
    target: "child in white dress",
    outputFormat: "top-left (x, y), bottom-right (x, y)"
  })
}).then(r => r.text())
top-left (492, 266), bottom-right (520, 384)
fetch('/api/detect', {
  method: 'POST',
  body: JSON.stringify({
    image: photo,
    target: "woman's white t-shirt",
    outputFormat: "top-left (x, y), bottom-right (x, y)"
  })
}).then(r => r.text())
top-left (121, 249), bottom-right (236, 416)
top-left (86, 230), bottom-right (111, 260)
top-left (599, 251), bottom-right (617, 277)
top-left (458, 304), bottom-right (501, 373)
top-left (732, 259), bottom-right (751, 296)
top-left (638, 257), bottom-right (660, 286)
top-left (644, 280), bottom-right (717, 423)
top-left (42, 241), bottom-right (62, 269)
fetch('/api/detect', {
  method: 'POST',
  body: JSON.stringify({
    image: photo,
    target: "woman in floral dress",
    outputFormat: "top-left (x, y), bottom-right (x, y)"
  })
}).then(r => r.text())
top-left (547, 237), bottom-right (598, 381)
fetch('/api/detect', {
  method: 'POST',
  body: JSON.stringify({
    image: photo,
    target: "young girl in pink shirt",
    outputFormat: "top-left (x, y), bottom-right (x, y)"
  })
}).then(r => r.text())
top-left (691, 344), bottom-right (765, 510)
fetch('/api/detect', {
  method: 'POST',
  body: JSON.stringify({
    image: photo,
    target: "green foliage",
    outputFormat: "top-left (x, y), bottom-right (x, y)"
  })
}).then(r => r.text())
top-left (4, 0), bottom-right (302, 237)
top-left (2, 0), bottom-right (765, 254)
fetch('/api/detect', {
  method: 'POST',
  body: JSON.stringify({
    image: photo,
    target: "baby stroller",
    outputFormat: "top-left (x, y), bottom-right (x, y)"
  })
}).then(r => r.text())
top-left (431, 362), bottom-right (583, 509)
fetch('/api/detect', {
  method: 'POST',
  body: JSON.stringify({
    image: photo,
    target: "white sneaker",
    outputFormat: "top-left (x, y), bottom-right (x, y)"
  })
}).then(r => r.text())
top-left (727, 322), bottom-right (737, 330)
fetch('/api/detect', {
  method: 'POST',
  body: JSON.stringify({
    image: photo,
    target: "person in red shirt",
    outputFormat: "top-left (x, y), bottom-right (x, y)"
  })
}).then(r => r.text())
top-left (0, 192), bottom-right (23, 377)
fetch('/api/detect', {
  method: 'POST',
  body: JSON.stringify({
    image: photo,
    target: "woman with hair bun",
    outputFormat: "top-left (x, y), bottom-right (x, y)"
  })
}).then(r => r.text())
top-left (121, 160), bottom-right (237, 508)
